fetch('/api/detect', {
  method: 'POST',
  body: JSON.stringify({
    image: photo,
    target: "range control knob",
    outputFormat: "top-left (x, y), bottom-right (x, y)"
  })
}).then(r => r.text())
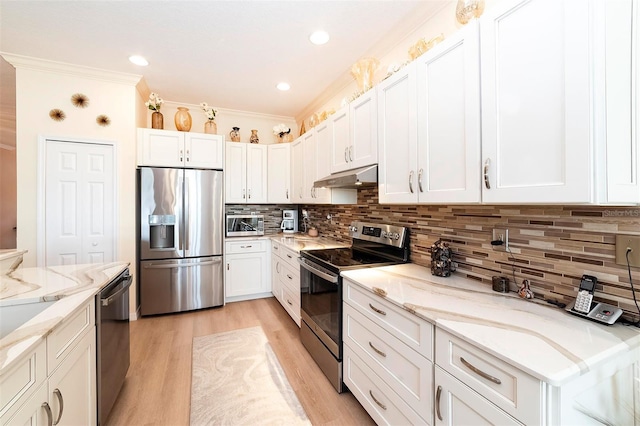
top-left (381, 231), bottom-right (388, 238)
top-left (393, 233), bottom-right (400, 240)
top-left (349, 226), bottom-right (358, 233)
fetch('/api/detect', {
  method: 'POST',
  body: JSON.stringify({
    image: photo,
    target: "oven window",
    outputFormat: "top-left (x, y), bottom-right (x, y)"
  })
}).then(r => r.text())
top-left (300, 266), bottom-right (341, 346)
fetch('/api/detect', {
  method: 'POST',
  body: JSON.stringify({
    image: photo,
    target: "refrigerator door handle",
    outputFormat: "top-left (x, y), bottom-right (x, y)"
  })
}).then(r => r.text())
top-left (143, 258), bottom-right (222, 269)
top-left (184, 175), bottom-right (190, 254)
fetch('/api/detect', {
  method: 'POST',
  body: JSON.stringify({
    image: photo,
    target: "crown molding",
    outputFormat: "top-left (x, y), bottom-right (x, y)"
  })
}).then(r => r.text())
top-left (0, 53), bottom-right (142, 86)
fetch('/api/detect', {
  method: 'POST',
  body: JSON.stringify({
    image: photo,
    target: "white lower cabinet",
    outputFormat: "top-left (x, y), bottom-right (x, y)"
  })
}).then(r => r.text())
top-left (1, 300), bottom-right (96, 426)
top-left (225, 240), bottom-right (270, 302)
top-left (271, 241), bottom-right (301, 326)
top-left (434, 366), bottom-right (521, 426)
top-left (343, 279), bottom-right (433, 425)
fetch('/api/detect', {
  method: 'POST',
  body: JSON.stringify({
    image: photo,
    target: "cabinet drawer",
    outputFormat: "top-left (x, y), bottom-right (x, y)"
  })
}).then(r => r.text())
top-left (434, 366), bottom-right (521, 426)
top-left (225, 240), bottom-right (267, 254)
top-left (343, 345), bottom-right (427, 425)
top-left (344, 304), bottom-right (433, 420)
top-left (344, 279), bottom-right (433, 360)
top-left (278, 262), bottom-right (299, 293)
top-left (0, 340), bottom-right (46, 420)
top-left (271, 241), bottom-right (281, 256)
top-left (281, 286), bottom-right (301, 327)
top-left (279, 247), bottom-right (299, 270)
top-left (47, 300), bottom-right (95, 374)
top-left (435, 329), bottom-right (540, 425)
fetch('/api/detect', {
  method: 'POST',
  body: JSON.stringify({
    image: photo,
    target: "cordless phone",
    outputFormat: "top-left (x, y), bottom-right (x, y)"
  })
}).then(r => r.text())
top-left (566, 275), bottom-right (623, 325)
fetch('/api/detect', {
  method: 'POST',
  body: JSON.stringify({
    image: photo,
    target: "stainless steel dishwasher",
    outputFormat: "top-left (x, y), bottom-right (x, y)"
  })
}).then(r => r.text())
top-left (96, 268), bottom-right (132, 425)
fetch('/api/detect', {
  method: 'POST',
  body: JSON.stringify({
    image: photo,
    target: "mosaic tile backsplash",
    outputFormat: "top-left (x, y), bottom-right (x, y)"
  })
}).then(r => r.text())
top-left (301, 187), bottom-right (640, 321)
top-left (225, 204), bottom-right (292, 235)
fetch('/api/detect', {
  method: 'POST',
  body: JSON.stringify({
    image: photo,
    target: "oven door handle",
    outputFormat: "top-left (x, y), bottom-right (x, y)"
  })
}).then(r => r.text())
top-left (298, 258), bottom-right (339, 283)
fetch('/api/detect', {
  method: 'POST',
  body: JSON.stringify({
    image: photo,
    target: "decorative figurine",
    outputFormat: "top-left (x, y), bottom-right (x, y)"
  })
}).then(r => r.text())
top-left (230, 127), bottom-right (240, 142)
top-left (430, 239), bottom-right (456, 277)
top-left (249, 129), bottom-right (259, 144)
top-left (518, 279), bottom-right (534, 299)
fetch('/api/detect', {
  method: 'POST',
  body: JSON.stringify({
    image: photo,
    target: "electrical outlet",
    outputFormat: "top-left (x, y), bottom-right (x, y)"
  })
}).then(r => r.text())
top-left (491, 228), bottom-right (509, 252)
top-left (615, 235), bottom-right (640, 267)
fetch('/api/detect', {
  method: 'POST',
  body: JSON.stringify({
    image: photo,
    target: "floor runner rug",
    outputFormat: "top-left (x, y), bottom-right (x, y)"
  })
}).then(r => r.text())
top-left (190, 326), bottom-right (311, 425)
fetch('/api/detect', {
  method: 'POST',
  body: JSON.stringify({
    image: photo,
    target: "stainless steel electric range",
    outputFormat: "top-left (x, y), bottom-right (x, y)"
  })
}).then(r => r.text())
top-left (299, 221), bottom-right (410, 392)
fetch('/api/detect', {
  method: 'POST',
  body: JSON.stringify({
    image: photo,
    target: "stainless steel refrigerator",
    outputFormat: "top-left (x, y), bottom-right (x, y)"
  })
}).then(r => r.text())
top-left (138, 167), bottom-right (223, 316)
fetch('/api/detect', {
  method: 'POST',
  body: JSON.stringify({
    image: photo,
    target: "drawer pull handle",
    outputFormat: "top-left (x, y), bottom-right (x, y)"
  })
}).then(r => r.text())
top-left (286, 254), bottom-right (293, 259)
top-left (460, 357), bottom-right (502, 384)
top-left (287, 274), bottom-right (293, 280)
top-left (368, 303), bottom-right (387, 316)
top-left (240, 245), bottom-right (252, 249)
top-left (436, 385), bottom-right (443, 421)
top-left (369, 341), bottom-right (386, 357)
top-left (43, 402), bottom-right (53, 426)
top-left (287, 299), bottom-right (293, 306)
top-left (53, 388), bottom-right (64, 425)
top-left (369, 390), bottom-right (387, 411)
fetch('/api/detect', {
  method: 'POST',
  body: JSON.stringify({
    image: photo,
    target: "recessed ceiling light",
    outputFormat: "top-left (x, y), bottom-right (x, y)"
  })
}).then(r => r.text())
top-left (277, 82), bottom-right (291, 91)
top-left (309, 30), bottom-right (330, 45)
top-left (129, 55), bottom-right (149, 66)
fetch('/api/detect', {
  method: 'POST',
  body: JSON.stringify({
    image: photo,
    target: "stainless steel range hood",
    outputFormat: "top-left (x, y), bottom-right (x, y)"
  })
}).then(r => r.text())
top-left (314, 165), bottom-right (377, 189)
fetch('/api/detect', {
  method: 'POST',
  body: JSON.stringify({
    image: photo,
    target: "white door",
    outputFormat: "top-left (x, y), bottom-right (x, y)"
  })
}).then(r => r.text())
top-left (291, 138), bottom-right (305, 203)
top-left (330, 105), bottom-right (351, 173)
top-left (185, 133), bottom-right (224, 169)
top-left (349, 90), bottom-right (378, 169)
top-left (480, 0), bottom-right (593, 203)
top-left (45, 140), bottom-right (115, 266)
top-left (302, 131), bottom-right (317, 203)
top-left (267, 144), bottom-right (291, 203)
top-left (137, 128), bottom-right (183, 167)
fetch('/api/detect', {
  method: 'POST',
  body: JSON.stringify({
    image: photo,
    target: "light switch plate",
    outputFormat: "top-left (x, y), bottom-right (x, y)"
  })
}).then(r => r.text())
top-left (615, 235), bottom-right (640, 268)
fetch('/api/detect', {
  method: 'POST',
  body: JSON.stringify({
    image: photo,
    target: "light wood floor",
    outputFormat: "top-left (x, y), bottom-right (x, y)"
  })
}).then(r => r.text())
top-left (105, 297), bottom-right (375, 426)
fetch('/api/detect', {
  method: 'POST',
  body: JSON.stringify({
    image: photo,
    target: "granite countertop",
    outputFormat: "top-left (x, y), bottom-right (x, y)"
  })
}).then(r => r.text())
top-left (341, 263), bottom-right (640, 386)
top-left (0, 261), bottom-right (130, 375)
top-left (0, 249), bottom-right (27, 263)
top-left (269, 233), bottom-right (349, 253)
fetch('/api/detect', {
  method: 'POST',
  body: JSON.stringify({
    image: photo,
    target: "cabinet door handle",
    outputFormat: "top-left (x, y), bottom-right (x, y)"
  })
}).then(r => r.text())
top-left (418, 168), bottom-right (424, 193)
top-left (179, 149), bottom-right (183, 163)
top-left (344, 147), bottom-right (349, 163)
top-left (53, 388), bottom-right (64, 425)
top-left (368, 341), bottom-right (387, 357)
top-left (349, 145), bottom-right (354, 161)
top-left (409, 170), bottom-right (414, 193)
top-left (248, 189), bottom-right (251, 199)
top-left (43, 402), bottom-right (53, 426)
top-left (436, 385), bottom-right (443, 421)
top-left (186, 149), bottom-right (190, 162)
top-left (460, 356), bottom-right (501, 384)
top-left (483, 158), bottom-right (491, 189)
top-left (242, 189), bottom-right (246, 199)
top-left (368, 303), bottom-right (386, 316)
top-left (226, 263), bottom-right (230, 270)
top-left (276, 262), bottom-right (280, 273)
top-left (286, 189), bottom-right (289, 199)
top-left (369, 390), bottom-right (387, 410)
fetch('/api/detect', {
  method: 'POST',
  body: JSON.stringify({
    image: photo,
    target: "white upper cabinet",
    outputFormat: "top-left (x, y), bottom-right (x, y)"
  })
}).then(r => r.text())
top-left (480, 0), bottom-right (593, 203)
top-left (302, 131), bottom-right (318, 203)
top-left (377, 63), bottom-right (418, 204)
top-left (313, 121), bottom-right (333, 203)
top-left (416, 21), bottom-right (481, 204)
top-left (601, 0), bottom-right (640, 204)
top-left (137, 128), bottom-right (223, 169)
top-left (291, 137), bottom-right (305, 203)
top-left (330, 106), bottom-right (351, 173)
top-left (225, 142), bottom-right (267, 204)
top-left (267, 144), bottom-right (292, 203)
top-left (349, 90), bottom-right (378, 170)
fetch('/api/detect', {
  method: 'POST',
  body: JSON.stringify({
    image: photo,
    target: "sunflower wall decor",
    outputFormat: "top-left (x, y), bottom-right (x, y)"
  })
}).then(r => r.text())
top-left (71, 93), bottom-right (89, 108)
top-left (96, 115), bottom-right (111, 127)
top-left (49, 109), bottom-right (65, 122)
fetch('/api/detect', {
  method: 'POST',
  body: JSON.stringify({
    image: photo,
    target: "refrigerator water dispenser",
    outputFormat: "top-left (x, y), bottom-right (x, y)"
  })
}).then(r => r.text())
top-left (149, 214), bottom-right (176, 249)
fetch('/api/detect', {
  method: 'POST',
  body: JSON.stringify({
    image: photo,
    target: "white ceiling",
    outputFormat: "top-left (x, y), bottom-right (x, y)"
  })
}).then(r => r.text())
top-left (0, 0), bottom-right (448, 119)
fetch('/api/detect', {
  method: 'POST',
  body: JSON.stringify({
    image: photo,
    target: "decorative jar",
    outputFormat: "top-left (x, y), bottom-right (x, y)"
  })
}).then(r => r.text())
top-left (456, 0), bottom-right (485, 25)
top-left (249, 129), bottom-right (259, 144)
top-left (230, 127), bottom-right (241, 142)
top-left (204, 120), bottom-right (217, 134)
top-left (151, 111), bottom-right (164, 129)
top-left (174, 107), bottom-right (192, 132)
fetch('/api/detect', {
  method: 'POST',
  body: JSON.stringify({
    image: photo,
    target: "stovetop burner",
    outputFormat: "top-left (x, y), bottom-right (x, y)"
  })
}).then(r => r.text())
top-left (302, 247), bottom-right (391, 268)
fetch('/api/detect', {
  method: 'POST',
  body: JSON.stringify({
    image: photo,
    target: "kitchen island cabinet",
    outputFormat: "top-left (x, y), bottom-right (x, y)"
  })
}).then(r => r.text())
top-left (342, 264), bottom-right (640, 425)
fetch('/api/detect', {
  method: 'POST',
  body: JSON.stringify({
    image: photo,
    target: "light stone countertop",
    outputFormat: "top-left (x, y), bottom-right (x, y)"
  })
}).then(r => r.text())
top-left (268, 233), bottom-right (348, 253)
top-left (341, 263), bottom-right (640, 386)
top-left (0, 262), bottom-right (130, 375)
top-left (0, 249), bottom-right (27, 263)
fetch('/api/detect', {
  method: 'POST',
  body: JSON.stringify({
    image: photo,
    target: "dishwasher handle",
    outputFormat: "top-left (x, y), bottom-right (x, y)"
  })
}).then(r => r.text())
top-left (101, 274), bottom-right (133, 307)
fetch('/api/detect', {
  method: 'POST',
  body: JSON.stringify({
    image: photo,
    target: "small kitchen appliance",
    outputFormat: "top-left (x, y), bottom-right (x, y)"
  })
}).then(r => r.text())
top-left (226, 214), bottom-right (265, 237)
top-left (299, 221), bottom-right (410, 392)
top-left (281, 209), bottom-right (298, 234)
